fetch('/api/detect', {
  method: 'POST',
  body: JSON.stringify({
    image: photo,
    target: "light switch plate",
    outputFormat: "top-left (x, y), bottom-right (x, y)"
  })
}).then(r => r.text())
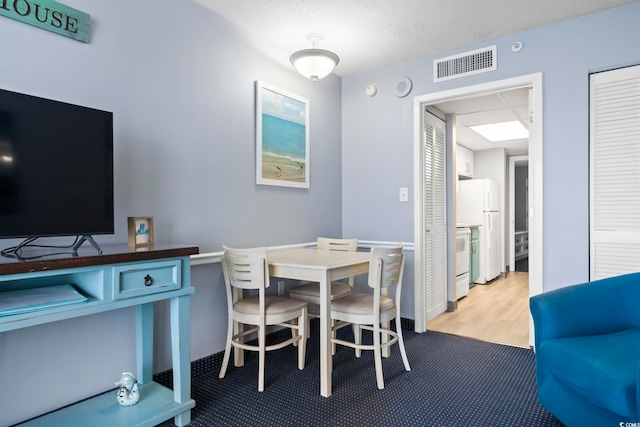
top-left (399, 187), bottom-right (409, 202)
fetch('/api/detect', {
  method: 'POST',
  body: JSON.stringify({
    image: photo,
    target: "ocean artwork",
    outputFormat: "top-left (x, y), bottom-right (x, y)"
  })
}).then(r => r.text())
top-left (256, 82), bottom-right (309, 188)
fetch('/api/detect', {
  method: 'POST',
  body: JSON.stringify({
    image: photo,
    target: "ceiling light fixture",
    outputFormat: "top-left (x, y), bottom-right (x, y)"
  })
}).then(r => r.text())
top-left (290, 33), bottom-right (339, 82)
top-left (469, 120), bottom-right (529, 142)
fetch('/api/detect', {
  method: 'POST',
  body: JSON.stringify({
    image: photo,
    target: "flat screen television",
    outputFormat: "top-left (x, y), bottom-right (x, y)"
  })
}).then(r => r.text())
top-left (0, 88), bottom-right (114, 247)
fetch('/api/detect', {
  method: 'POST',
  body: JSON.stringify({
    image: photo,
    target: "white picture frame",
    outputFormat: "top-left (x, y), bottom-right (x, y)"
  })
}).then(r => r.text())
top-left (256, 81), bottom-right (310, 188)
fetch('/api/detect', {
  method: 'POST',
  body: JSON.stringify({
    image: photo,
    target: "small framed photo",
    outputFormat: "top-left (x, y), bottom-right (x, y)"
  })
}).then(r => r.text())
top-left (128, 216), bottom-right (154, 248)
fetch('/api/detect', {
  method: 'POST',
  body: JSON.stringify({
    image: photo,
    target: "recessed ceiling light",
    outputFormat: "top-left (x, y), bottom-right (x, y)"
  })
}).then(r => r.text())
top-left (469, 120), bottom-right (529, 142)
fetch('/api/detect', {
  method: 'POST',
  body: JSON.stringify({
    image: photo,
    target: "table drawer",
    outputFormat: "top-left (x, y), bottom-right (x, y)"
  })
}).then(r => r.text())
top-left (113, 260), bottom-right (181, 299)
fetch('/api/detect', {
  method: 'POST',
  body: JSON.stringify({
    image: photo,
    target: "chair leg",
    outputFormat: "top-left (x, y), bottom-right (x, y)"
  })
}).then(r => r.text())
top-left (353, 323), bottom-right (362, 358)
top-left (396, 313), bottom-right (411, 372)
top-left (234, 321), bottom-right (244, 367)
top-left (258, 323), bottom-right (266, 392)
top-left (219, 316), bottom-right (234, 379)
top-left (294, 314), bottom-right (311, 346)
top-left (298, 309), bottom-right (307, 370)
top-left (373, 322), bottom-right (384, 389)
top-left (292, 317), bottom-right (299, 347)
top-left (381, 320), bottom-right (391, 358)
top-left (332, 320), bottom-right (337, 355)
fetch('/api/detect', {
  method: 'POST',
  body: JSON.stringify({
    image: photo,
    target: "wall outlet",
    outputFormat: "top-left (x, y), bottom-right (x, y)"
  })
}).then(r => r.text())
top-left (277, 280), bottom-right (285, 296)
top-left (399, 187), bottom-right (409, 202)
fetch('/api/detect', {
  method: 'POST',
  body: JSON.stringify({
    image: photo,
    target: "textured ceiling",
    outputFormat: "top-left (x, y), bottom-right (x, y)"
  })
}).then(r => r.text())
top-left (193, 0), bottom-right (635, 156)
top-left (194, 0), bottom-right (636, 76)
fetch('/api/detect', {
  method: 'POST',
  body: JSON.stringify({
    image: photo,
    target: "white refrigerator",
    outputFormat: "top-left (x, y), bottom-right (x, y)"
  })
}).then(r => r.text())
top-left (457, 179), bottom-right (501, 284)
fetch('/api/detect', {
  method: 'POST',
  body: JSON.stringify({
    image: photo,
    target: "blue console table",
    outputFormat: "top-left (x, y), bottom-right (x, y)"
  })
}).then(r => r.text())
top-left (0, 243), bottom-right (198, 427)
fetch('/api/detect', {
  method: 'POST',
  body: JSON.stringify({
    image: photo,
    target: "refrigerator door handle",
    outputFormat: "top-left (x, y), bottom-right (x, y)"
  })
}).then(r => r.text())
top-left (486, 213), bottom-right (492, 249)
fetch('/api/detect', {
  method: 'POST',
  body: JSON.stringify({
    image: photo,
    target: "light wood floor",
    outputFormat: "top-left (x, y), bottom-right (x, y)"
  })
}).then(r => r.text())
top-left (427, 271), bottom-right (530, 348)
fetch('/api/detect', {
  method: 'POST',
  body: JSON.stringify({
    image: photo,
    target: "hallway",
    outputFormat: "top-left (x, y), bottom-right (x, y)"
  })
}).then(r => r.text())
top-left (427, 272), bottom-right (530, 348)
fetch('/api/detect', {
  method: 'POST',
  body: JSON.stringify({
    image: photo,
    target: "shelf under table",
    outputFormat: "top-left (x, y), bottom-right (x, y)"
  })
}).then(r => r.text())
top-left (18, 382), bottom-right (195, 427)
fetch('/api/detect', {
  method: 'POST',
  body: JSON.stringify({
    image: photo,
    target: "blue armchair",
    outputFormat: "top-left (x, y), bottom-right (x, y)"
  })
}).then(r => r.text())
top-left (530, 272), bottom-right (640, 427)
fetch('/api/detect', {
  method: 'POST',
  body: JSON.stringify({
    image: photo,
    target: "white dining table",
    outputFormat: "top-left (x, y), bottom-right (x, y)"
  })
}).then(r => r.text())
top-left (268, 247), bottom-right (371, 397)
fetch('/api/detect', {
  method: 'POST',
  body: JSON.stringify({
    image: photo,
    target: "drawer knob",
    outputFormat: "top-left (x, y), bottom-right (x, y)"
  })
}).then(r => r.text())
top-left (144, 275), bottom-right (153, 287)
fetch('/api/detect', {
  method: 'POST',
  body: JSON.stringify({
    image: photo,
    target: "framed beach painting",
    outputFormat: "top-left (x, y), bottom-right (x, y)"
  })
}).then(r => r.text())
top-left (256, 81), bottom-right (310, 188)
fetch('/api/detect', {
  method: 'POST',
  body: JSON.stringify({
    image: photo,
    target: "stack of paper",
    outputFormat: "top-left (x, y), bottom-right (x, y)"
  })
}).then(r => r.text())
top-left (0, 284), bottom-right (88, 316)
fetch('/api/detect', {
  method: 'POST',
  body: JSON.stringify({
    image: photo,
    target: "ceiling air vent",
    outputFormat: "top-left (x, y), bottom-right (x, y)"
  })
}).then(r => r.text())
top-left (433, 45), bottom-right (497, 82)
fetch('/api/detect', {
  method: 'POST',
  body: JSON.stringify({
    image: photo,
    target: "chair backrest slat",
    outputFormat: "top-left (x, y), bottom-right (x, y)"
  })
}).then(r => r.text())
top-left (222, 246), bottom-right (268, 290)
top-left (317, 237), bottom-right (358, 252)
top-left (368, 245), bottom-right (404, 290)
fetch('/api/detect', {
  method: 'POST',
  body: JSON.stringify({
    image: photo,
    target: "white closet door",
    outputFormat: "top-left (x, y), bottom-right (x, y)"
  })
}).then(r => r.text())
top-left (590, 65), bottom-right (640, 280)
top-left (423, 111), bottom-right (447, 320)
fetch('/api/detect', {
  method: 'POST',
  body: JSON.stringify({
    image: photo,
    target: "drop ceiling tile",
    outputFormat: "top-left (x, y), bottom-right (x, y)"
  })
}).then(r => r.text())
top-left (436, 94), bottom-right (506, 114)
top-left (458, 109), bottom-right (520, 126)
top-left (513, 105), bottom-right (530, 120)
top-left (497, 88), bottom-right (529, 107)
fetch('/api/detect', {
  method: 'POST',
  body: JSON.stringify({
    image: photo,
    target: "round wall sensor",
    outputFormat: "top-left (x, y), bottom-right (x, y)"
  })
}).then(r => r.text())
top-left (366, 84), bottom-right (378, 97)
top-left (511, 42), bottom-right (523, 52)
top-left (394, 77), bottom-right (412, 98)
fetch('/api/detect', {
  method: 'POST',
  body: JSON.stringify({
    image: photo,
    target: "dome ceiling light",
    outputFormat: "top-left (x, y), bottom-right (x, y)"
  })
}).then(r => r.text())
top-left (290, 33), bottom-right (339, 82)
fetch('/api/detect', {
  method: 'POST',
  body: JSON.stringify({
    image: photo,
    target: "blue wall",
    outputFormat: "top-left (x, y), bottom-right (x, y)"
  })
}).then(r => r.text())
top-left (2, 0), bottom-right (640, 423)
top-left (342, 1), bottom-right (640, 295)
top-left (0, 1), bottom-right (342, 424)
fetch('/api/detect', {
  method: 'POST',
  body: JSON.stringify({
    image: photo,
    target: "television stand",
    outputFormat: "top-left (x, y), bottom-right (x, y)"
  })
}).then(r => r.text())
top-left (0, 243), bottom-right (198, 427)
top-left (72, 234), bottom-right (102, 255)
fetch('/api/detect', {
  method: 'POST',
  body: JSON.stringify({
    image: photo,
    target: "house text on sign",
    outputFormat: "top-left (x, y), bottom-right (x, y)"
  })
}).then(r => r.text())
top-left (0, 0), bottom-right (90, 43)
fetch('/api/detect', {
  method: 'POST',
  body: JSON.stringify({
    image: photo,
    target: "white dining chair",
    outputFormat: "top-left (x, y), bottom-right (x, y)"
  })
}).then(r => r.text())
top-left (219, 246), bottom-right (308, 392)
top-left (330, 244), bottom-right (411, 389)
top-left (288, 237), bottom-right (358, 316)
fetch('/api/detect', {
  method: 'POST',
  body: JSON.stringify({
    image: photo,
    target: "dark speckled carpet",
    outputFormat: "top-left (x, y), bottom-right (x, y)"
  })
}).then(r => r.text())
top-left (157, 321), bottom-right (563, 426)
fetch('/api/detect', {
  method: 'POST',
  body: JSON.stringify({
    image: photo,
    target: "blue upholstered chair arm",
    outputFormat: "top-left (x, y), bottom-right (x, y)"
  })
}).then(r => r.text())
top-left (530, 272), bottom-right (640, 349)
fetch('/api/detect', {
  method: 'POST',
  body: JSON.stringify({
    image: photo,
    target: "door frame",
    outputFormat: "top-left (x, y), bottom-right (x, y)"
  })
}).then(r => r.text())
top-left (413, 73), bottom-right (543, 347)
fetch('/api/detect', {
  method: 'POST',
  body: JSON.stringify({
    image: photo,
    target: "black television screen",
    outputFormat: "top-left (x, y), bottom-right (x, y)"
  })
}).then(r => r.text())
top-left (0, 88), bottom-right (114, 240)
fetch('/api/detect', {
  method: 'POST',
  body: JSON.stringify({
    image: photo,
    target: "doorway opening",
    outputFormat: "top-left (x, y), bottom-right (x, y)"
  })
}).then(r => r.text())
top-left (413, 73), bottom-right (543, 349)
top-left (510, 155), bottom-right (529, 273)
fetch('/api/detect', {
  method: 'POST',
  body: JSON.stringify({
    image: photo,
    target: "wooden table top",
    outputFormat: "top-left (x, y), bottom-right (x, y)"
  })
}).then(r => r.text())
top-left (0, 243), bottom-right (199, 276)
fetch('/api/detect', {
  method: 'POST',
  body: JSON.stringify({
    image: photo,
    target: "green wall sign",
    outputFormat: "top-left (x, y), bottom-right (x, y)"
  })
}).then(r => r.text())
top-left (0, 0), bottom-right (90, 43)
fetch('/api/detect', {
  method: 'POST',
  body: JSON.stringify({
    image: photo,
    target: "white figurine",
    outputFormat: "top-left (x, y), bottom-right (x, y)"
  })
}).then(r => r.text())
top-left (115, 371), bottom-right (140, 406)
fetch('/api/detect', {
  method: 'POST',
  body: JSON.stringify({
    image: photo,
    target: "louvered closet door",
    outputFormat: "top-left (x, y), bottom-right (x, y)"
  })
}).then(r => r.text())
top-left (424, 111), bottom-right (447, 320)
top-left (590, 65), bottom-right (640, 280)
